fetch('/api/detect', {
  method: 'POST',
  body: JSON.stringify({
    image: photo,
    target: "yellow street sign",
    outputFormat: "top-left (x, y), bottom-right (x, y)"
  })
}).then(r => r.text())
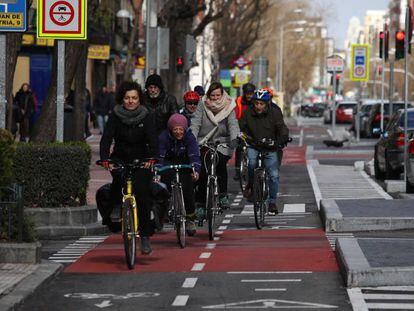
top-left (0, 12), bottom-right (23, 28)
top-left (88, 45), bottom-right (110, 60)
top-left (350, 44), bottom-right (370, 82)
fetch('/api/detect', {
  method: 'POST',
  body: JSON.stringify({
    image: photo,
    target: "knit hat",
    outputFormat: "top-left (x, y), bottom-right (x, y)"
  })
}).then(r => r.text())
top-left (145, 74), bottom-right (164, 90)
top-left (167, 113), bottom-right (188, 131)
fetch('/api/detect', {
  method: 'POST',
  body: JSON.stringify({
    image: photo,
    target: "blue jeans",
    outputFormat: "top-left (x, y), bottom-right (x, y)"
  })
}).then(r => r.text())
top-left (247, 147), bottom-right (280, 204)
top-left (97, 115), bottom-right (108, 134)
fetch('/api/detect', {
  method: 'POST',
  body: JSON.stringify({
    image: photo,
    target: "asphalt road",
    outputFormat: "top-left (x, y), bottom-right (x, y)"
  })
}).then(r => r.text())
top-left (18, 117), bottom-right (373, 311)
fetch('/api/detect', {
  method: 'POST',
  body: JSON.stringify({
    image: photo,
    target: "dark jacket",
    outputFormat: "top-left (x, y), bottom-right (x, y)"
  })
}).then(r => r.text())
top-left (180, 108), bottom-right (194, 126)
top-left (144, 91), bottom-right (179, 135)
top-left (158, 129), bottom-right (201, 173)
top-left (14, 90), bottom-right (35, 119)
top-left (94, 91), bottom-right (111, 116)
top-left (239, 103), bottom-right (289, 149)
top-left (100, 112), bottom-right (158, 163)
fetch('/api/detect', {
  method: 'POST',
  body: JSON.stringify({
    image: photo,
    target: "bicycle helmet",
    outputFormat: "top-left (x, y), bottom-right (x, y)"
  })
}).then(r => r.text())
top-left (252, 89), bottom-right (271, 102)
top-left (183, 91), bottom-right (200, 103)
top-left (262, 87), bottom-right (274, 97)
top-left (242, 83), bottom-right (256, 94)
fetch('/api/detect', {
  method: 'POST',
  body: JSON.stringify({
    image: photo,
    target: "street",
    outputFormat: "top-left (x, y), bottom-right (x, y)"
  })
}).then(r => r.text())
top-left (15, 117), bottom-right (396, 311)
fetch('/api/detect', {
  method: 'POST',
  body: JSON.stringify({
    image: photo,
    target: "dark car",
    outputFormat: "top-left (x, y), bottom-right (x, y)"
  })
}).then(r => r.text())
top-left (351, 100), bottom-right (377, 137)
top-left (374, 108), bottom-right (414, 180)
top-left (407, 137), bottom-right (414, 193)
top-left (301, 102), bottom-right (326, 117)
top-left (365, 102), bottom-right (409, 137)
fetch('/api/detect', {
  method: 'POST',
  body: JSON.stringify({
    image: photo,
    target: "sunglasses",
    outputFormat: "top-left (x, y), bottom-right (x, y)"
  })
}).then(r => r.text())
top-left (186, 102), bottom-right (199, 106)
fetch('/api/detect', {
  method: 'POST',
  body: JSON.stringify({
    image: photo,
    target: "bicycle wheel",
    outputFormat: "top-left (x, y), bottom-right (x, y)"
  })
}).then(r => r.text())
top-left (122, 198), bottom-right (137, 269)
top-left (253, 170), bottom-right (265, 230)
top-left (206, 179), bottom-right (217, 240)
top-left (172, 187), bottom-right (186, 248)
top-left (239, 151), bottom-right (249, 192)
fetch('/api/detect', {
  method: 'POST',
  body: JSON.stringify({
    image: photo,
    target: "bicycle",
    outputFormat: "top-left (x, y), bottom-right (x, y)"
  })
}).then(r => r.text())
top-left (96, 159), bottom-right (150, 270)
top-left (240, 135), bottom-right (292, 229)
top-left (237, 141), bottom-right (249, 192)
top-left (198, 141), bottom-right (229, 240)
top-left (154, 164), bottom-right (195, 248)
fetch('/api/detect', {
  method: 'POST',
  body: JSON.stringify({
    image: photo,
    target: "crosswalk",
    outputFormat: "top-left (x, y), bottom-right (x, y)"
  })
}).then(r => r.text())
top-left (348, 286), bottom-right (414, 310)
top-left (48, 236), bottom-right (107, 263)
top-left (325, 232), bottom-right (354, 250)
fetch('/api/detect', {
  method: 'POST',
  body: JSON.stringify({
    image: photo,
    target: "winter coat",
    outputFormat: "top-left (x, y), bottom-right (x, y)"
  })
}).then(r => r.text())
top-left (239, 103), bottom-right (289, 149)
top-left (158, 129), bottom-right (201, 173)
top-left (14, 90), bottom-right (35, 120)
top-left (180, 108), bottom-right (194, 126)
top-left (94, 91), bottom-right (111, 116)
top-left (100, 111), bottom-right (158, 163)
top-left (144, 91), bottom-right (179, 135)
top-left (190, 100), bottom-right (240, 157)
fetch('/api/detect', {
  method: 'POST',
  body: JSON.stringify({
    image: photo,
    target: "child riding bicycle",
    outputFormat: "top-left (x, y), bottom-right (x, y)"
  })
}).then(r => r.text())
top-left (157, 114), bottom-right (201, 236)
top-left (239, 89), bottom-right (289, 214)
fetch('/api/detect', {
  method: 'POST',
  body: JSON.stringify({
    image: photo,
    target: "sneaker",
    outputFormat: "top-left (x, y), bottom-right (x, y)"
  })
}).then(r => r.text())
top-left (186, 220), bottom-right (196, 236)
top-left (219, 195), bottom-right (230, 209)
top-left (140, 237), bottom-right (152, 255)
top-left (268, 203), bottom-right (278, 214)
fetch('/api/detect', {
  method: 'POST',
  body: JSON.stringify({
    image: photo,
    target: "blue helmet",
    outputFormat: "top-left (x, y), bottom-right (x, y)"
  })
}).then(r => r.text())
top-left (252, 89), bottom-right (271, 102)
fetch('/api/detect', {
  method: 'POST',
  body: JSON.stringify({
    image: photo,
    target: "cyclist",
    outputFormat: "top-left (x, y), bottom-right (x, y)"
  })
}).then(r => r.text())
top-left (234, 83), bottom-right (256, 180)
top-left (180, 91), bottom-right (201, 126)
top-left (239, 89), bottom-right (289, 214)
top-left (99, 81), bottom-right (158, 255)
top-left (158, 113), bottom-right (201, 235)
top-left (190, 82), bottom-right (240, 209)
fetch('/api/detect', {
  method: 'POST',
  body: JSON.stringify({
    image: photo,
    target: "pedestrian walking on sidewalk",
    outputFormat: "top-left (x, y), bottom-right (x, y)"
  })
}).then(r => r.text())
top-left (94, 86), bottom-right (111, 134)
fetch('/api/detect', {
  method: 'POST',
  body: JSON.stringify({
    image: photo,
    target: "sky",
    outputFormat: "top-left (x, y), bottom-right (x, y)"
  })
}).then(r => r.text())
top-left (312, 0), bottom-right (390, 49)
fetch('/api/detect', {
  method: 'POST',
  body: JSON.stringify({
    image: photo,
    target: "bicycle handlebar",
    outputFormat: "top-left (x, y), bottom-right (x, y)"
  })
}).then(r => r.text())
top-left (239, 133), bottom-right (293, 149)
top-left (155, 164), bottom-right (195, 174)
top-left (96, 158), bottom-right (155, 171)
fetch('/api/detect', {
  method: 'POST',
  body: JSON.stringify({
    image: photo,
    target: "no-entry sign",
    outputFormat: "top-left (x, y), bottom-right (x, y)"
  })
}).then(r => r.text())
top-left (37, 0), bottom-right (87, 39)
top-left (350, 44), bottom-right (370, 82)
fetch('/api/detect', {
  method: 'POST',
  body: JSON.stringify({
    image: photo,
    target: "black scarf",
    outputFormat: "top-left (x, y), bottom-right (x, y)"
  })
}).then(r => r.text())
top-left (113, 104), bottom-right (149, 125)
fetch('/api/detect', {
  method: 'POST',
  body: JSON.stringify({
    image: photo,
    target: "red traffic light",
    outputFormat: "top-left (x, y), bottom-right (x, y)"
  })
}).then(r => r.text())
top-left (177, 56), bottom-right (183, 66)
top-left (379, 32), bottom-right (385, 39)
top-left (335, 74), bottom-right (341, 80)
top-left (396, 31), bottom-right (405, 41)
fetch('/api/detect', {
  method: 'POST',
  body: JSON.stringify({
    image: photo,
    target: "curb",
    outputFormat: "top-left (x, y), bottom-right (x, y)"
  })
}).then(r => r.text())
top-left (0, 260), bottom-right (62, 311)
top-left (336, 238), bottom-right (414, 288)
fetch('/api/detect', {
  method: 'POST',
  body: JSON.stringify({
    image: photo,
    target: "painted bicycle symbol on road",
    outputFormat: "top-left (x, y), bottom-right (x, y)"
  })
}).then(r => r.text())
top-left (64, 292), bottom-right (160, 300)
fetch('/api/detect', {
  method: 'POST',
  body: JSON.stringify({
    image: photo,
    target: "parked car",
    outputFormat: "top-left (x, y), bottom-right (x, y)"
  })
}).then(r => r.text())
top-left (374, 108), bottom-right (414, 180)
top-left (324, 101), bottom-right (357, 124)
top-left (365, 102), bottom-right (409, 138)
top-left (407, 137), bottom-right (414, 193)
top-left (351, 100), bottom-right (378, 138)
top-left (300, 102), bottom-right (326, 117)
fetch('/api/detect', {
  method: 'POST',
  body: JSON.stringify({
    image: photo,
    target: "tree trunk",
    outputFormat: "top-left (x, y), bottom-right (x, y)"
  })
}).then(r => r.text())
top-left (31, 41), bottom-right (85, 143)
top-left (5, 33), bottom-right (22, 132)
top-left (73, 42), bottom-right (88, 141)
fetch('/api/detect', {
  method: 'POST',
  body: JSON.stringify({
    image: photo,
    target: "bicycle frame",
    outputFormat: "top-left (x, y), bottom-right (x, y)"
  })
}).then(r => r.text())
top-left (122, 168), bottom-right (139, 237)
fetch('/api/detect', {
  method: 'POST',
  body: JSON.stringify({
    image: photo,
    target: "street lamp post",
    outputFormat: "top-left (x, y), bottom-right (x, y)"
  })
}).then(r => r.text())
top-left (278, 21), bottom-right (307, 92)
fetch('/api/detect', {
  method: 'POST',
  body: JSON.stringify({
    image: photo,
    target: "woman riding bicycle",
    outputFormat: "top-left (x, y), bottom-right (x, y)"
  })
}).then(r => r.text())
top-left (157, 113), bottom-right (201, 236)
top-left (239, 89), bottom-right (289, 214)
top-left (99, 81), bottom-right (157, 255)
top-left (190, 82), bottom-right (240, 209)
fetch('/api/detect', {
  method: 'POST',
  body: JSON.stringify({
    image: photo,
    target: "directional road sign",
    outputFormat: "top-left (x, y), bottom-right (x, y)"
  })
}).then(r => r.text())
top-left (350, 44), bottom-right (370, 82)
top-left (0, 0), bottom-right (27, 32)
top-left (37, 0), bottom-right (87, 39)
top-left (326, 55), bottom-right (345, 73)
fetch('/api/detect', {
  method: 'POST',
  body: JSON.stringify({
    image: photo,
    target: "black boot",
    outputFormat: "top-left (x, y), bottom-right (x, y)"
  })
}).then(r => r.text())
top-left (141, 236), bottom-right (152, 255)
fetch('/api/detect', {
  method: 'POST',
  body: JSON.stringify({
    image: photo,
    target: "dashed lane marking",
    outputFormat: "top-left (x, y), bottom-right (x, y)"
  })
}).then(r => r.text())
top-left (283, 203), bottom-right (306, 213)
top-left (191, 263), bottom-right (206, 271)
top-left (172, 295), bottom-right (189, 307)
top-left (255, 288), bottom-right (287, 292)
top-left (228, 272), bottom-right (312, 274)
top-left (215, 231), bottom-right (223, 235)
top-left (218, 225), bottom-right (227, 230)
top-left (214, 237), bottom-right (220, 241)
top-left (199, 252), bottom-right (211, 259)
top-left (222, 219), bottom-right (231, 224)
top-left (349, 286), bottom-right (414, 310)
top-left (225, 214), bottom-right (234, 218)
top-left (241, 279), bottom-right (302, 283)
top-left (206, 243), bottom-right (216, 249)
top-left (182, 278), bottom-right (198, 288)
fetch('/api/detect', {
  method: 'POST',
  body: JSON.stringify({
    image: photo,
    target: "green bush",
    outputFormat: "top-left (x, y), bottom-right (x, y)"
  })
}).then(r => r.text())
top-left (0, 129), bottom-right (16, 188)
top-left (13, 142), bottom-right (91, 207)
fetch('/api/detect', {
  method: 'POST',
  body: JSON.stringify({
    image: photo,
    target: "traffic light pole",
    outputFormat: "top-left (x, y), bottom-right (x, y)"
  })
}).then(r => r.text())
top-left (403, 4), bottom-right (410, 184)
top-left (380, 24), bottom-right (386, 133)
top-left (332, 70), bottom-right (337, 139)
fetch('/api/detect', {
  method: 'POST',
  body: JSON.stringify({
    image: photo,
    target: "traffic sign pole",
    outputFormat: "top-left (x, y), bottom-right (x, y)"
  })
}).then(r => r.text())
top-left (56, 40), bottom-right (65, 142)
top-left (332, 70), bottom-right (337, 138)
top-left (404, 4), bottom-right (410, 184)
top-left (380, 23), bottom-right (386, 133)
top-left (0, 35), bottom-right (6, 129)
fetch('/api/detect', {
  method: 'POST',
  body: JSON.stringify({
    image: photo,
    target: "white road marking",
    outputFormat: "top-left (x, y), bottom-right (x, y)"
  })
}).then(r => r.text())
top-left (241, 279), bottom-right (302, 282)
top-left (51, 259), bottom-right (77, 263)
top-left (231, 203), bottom-right (239, 206)
top-left (202, 298), bottom-right (338, 309)
top-left (363, 293), bottom-right (414, 300)
top-left (228, 271), bottom-right (312, 274)
top-left (225, 214), bottom-right (234, 218)
top-left (283, 203), bottom-right (306, 213)
top-left (199, 252), bottom-right (211, 259)
top-left (218, 226), bottom-right (227, 230)
top-left (236, 195), bottom-right (243, 198)
top-left (271, 226), bottom-right (318, 229)
top-left (191, 263), bottom-right (206, 271)
top-left (366, 303), bottom-right (414, 309)
top-left (215, 231), bottom-right (224, 235)
top-left (172, 295), bottom-right (189, 306)
top-left (255, 288), bottom-right (287, 292)
top-left (206, 243), bottom-right (216, 249)
top-left (347, 288), bottom-right (368, 311)
top-left (214, 237), bottom-right (220, 241)
top-left (222, 219), bottom-right (231, 224)
top-left (234, 199), bottom-right (242, 202)
top-left (299, 128), bottom-right (304, 147)
top-left (182, 278), bottom-right (198, 288)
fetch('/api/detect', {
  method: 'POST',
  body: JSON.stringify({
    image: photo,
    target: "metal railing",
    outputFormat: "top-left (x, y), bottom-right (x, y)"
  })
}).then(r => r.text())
top-left (0, 184), bottom-right (23, 242)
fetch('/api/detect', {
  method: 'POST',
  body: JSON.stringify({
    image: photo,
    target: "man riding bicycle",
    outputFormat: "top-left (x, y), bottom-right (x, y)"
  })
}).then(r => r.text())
top-left (239, 89), bottom-right (289, 213)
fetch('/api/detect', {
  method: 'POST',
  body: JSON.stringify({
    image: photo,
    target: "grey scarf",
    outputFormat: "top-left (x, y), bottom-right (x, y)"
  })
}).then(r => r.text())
top-left (113, 104), bottom-right (149, 125)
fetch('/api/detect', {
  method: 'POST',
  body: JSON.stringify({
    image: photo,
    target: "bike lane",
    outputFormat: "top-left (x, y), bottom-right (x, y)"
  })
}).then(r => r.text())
top-left (17, 129), bottom-right (352, 310)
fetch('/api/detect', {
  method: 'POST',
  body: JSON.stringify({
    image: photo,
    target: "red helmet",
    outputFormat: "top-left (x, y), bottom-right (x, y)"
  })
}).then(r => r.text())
top-left (183, 91), bottom-right (200, 103)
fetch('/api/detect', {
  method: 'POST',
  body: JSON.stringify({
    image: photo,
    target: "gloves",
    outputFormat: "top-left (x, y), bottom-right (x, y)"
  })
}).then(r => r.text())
top-left (229, 139), bottom-right (239, 149)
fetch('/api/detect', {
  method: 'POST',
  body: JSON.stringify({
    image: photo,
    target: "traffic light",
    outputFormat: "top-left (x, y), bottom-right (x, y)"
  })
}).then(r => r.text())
top-left (176, 56), bottom-right (184, 73)
top-left (379, 31), bottom-right (389, 61)
top-left (395, 30), bottom-right (406, 60)
top-left (335, 74), bottom-right (340, 94)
